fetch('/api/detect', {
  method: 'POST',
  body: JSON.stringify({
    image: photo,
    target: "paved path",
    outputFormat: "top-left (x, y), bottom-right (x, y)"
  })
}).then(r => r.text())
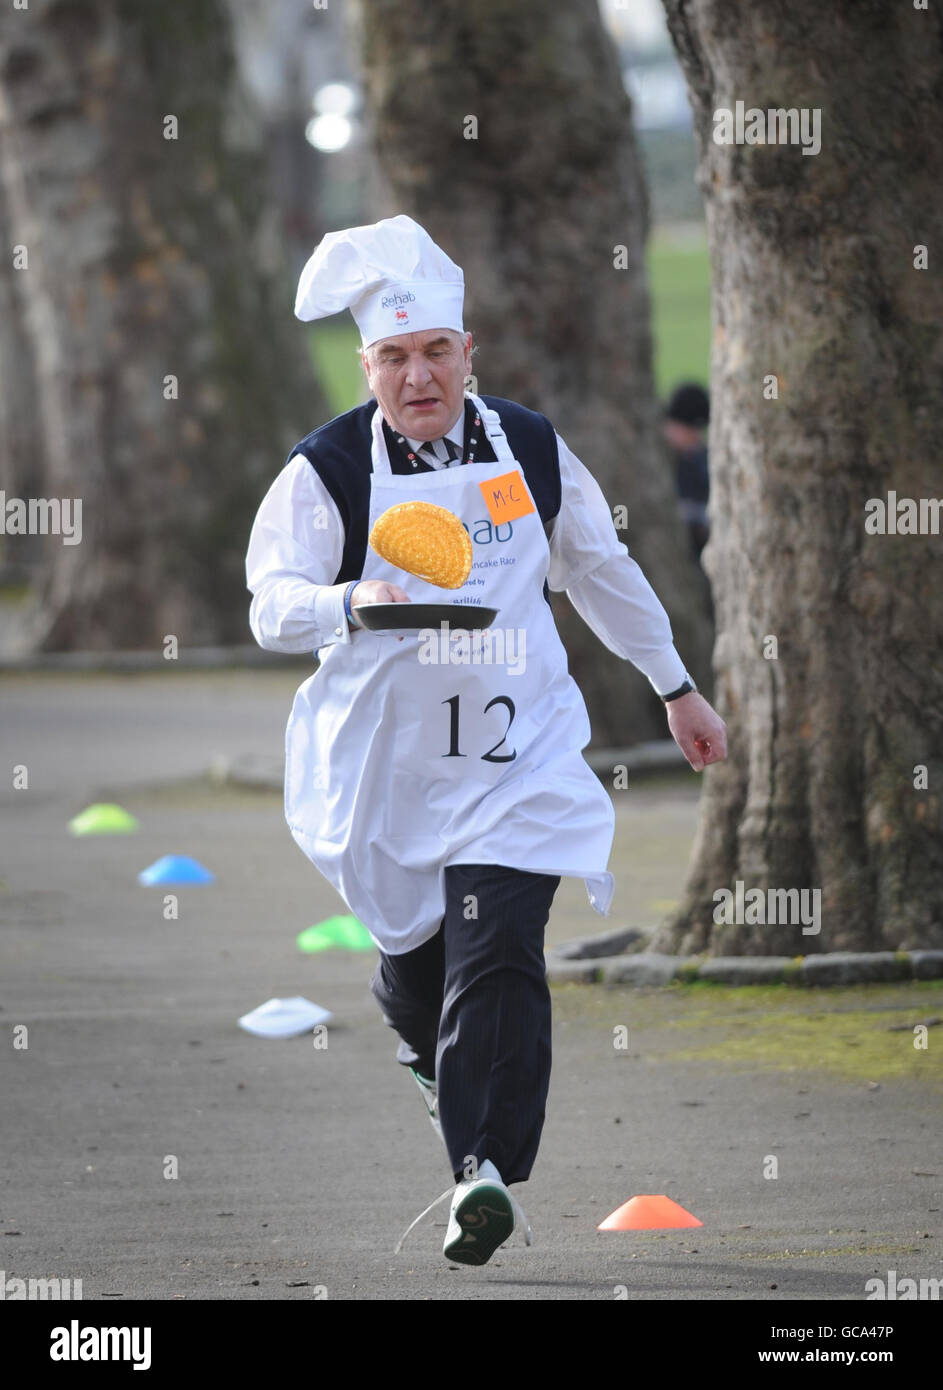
top-left (2, 673), bottom-right (941, 1300)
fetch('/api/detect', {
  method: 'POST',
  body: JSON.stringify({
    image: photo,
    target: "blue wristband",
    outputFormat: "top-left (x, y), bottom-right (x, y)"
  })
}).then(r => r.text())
top-left (344, 580), bottom-right (359, 628)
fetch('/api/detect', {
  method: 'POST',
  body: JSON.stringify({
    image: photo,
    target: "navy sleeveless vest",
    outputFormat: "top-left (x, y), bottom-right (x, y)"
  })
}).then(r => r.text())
top-left (286, 395), bottom-right (563, 593)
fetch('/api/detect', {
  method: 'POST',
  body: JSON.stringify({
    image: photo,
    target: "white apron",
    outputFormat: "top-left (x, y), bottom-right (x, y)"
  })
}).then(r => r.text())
top-left (284, 394), bottom-right (615, 954)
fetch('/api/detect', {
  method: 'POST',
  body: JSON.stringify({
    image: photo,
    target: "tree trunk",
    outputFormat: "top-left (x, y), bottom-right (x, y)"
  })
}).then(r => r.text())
top-left (0, 0), bottom-right (326, 650)
top-left (355, 0), bottom-right (713, 747)
top-left (653, 0), bottom-right (943, 953)
top-left (0, 159), bottom-right (42, 584)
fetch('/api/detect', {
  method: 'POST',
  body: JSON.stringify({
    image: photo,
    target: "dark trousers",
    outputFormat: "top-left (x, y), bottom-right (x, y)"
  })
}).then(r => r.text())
top-left (369, 862), bottom-right (561, 1187)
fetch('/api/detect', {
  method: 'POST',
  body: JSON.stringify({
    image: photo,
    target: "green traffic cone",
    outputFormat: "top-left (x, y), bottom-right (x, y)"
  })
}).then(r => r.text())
top-left (68, 803), bottom-right (140, 836)
top-left (297, 914), bottom-right (374, 953)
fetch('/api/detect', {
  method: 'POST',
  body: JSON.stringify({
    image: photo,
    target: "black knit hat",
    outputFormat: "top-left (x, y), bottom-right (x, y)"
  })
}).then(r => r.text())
top-left (665, 382), bottom-right (710, 428)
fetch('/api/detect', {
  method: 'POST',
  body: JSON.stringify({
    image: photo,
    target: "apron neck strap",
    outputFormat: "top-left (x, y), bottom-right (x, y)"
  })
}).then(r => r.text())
top-left (467, 394), bottom-right (515, 465)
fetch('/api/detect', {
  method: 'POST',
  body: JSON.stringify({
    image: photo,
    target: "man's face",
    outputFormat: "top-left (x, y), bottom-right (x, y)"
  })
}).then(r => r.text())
top-left (361, 328), bottom-right (472, 440)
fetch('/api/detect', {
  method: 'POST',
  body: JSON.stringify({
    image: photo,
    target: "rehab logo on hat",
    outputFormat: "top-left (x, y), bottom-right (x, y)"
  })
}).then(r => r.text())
top-left (381, 290), bottom-right (416, 309)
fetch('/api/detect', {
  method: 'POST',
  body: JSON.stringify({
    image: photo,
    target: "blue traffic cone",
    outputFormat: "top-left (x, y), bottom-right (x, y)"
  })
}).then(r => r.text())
top-left (138, 855), bottom-right (215, 886)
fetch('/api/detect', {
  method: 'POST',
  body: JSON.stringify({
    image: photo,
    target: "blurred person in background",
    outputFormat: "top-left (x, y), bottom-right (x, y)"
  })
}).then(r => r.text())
top-left (662, 382), bottom-right (710, 563)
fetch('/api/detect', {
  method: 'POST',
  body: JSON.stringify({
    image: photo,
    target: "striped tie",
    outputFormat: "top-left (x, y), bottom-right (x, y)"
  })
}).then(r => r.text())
top-left (419, 437), bottom-right (462, 468)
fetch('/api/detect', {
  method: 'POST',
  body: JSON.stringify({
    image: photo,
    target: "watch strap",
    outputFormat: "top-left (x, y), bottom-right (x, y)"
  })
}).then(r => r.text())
top-left (661, 678), bottom-right (696, 703)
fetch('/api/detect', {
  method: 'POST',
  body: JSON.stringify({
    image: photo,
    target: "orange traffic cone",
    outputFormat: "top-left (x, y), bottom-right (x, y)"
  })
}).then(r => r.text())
top-left (598, 1194), bottom-right (702, 1230)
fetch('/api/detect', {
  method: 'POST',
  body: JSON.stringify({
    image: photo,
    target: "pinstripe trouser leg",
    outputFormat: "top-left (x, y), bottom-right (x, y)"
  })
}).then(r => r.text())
top-left (370, 862), bottom-right (561, 1186)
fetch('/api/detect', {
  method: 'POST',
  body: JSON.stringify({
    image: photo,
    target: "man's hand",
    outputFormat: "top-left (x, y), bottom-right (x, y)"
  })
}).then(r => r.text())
top-left (350, 579), bottom-right (412, 641)
top-left (665, 691), bottom-right (727, 772)
top-left (351, 579), bottom-right (411, 609)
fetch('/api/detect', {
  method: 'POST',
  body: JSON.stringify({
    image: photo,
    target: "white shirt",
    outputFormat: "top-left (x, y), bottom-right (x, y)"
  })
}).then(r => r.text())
top-left (246, 413), bottom-right (691, 696)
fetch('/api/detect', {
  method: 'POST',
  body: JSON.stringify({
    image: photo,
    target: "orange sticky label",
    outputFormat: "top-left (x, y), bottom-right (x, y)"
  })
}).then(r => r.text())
top-left (478, 470), bottom-right (535, 525)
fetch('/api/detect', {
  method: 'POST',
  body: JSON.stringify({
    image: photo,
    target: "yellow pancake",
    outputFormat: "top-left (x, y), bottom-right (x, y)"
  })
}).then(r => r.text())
top-left (369, 500), bottom-right (473, 589)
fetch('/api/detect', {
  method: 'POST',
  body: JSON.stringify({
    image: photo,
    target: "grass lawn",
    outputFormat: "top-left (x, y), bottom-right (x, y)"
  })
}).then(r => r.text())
top-left (309, 222), bottom-right (712, 417)
top-left (647, 223), bottom-right (711, 397)
top-left (553, 978), bottom-right (943, 1086)
top-left (308, 320), bottom-right (365, 417)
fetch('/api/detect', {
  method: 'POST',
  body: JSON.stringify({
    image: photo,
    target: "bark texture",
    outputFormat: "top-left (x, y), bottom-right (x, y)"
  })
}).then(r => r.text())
top-left (356, 0), bottom-right (713, 746)
top-left (0, 0), bottom-right (325, 649)
top-left (0, 159), bottom-right (42, 582)
top-left (653, 0), bottom-right (943, 952)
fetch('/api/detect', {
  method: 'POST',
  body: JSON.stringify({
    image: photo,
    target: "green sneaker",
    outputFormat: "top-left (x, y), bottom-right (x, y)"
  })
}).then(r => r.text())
top-left (409, 1066), bottom-right (443, 1144)
top-left (442, 1160), bottom-right (532, 1266)
top-left (392, 1159), bottom-right (534, 1262)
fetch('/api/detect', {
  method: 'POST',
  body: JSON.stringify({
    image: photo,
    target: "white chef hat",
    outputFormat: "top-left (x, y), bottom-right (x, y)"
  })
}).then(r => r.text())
top-left (294, 214), bottom-right (465, 348)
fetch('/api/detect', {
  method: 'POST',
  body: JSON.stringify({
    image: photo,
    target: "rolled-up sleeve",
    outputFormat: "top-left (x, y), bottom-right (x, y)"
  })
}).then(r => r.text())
top-left (547, 433), bottom-right (691, 696)
top-left (246, 454), bottom-right (353, 654)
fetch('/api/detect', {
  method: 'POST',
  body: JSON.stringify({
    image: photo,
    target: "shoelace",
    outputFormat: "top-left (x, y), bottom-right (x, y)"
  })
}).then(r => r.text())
top-left (393, 1180), bottom-right (534, 1255)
